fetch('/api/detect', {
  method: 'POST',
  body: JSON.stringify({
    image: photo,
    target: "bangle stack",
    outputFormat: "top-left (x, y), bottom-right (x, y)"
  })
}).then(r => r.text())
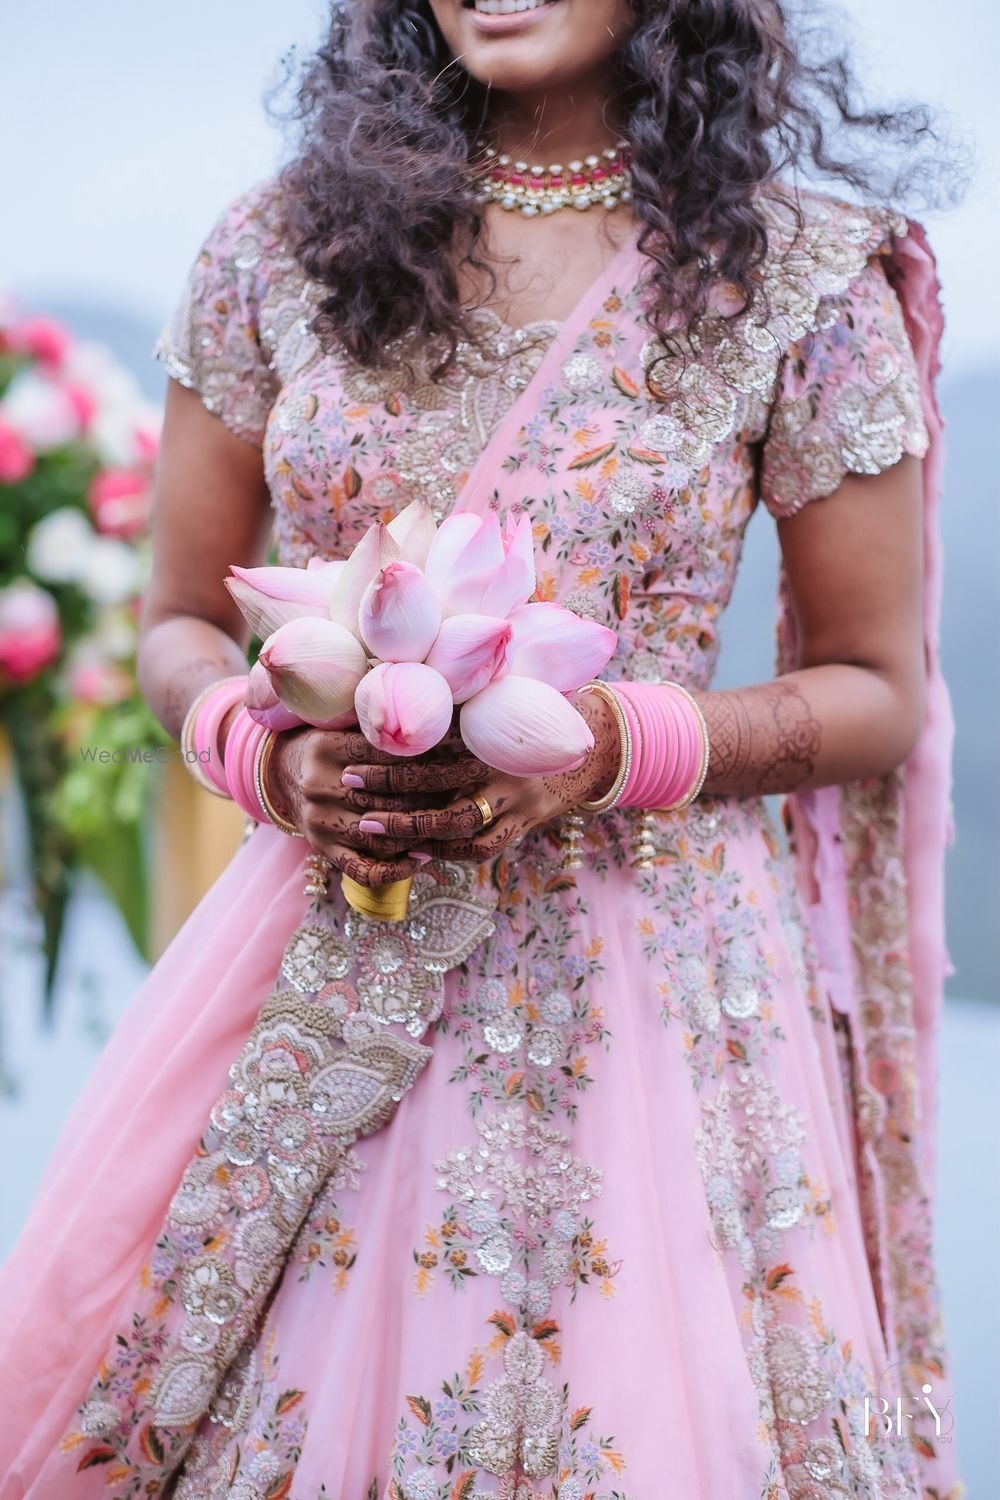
top-left (567, 679), bottom-right (712, 869)
top-left (180, 675), bottom-right (303, 838)
top-left (179, 675), bottom-right (247, 797)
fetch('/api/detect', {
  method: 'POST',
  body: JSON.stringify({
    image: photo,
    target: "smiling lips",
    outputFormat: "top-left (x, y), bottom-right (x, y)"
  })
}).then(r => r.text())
top-left (467, 0), bottom-right (557, 20)
top-left (471, 0), bottom-right (551, 10)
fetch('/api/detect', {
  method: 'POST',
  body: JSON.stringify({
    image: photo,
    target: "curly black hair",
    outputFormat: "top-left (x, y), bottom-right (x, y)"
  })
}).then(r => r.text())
top-left (270, 0), bottom-right (954, 374)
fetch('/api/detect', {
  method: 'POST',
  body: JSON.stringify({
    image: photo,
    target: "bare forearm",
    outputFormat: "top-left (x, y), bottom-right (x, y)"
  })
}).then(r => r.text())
top-left (137, 614), bottom-right (248, 742)
top-left (691, 664), bottom-right (923, 798)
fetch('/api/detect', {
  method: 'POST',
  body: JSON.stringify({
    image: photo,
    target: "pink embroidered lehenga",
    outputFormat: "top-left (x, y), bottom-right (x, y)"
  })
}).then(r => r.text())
top-left (0, 182), bottom-right (961, 1500)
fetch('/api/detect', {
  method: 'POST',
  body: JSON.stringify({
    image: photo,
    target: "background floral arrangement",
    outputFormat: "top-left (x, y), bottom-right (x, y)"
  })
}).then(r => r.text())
top-left (0, 300), bottom-right (168, 1008)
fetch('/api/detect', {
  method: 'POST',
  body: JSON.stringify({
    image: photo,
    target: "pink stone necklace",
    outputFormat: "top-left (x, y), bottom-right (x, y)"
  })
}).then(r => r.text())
top-left (474, 140), bottom-right (633, 215)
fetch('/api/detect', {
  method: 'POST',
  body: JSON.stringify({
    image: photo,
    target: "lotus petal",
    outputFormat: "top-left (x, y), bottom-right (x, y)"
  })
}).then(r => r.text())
top-left (359, 561), bottom-right (442, 663)
top-left (328, 522), bottom-right (402, 639)
top-left (386, 499), bottom-right (438, 569)
top-left (355, 661), bottom-right (454, 757)
top-left (506, 602), bottom-right (617, 691)
top-left (257, 616), bottom-right (368, 729)
top-left (480, 512), bottom-right (536, 617)
top-left (245, 659), bottom-right (305, 731)
top-left (460, 674), bottom-right (594, 776)
top-left (224, 563), bottom-right (334, 639)
top-left (424, 512), bottom-right (504, 617)
top-left (425, 613), bottom-right (511, 702)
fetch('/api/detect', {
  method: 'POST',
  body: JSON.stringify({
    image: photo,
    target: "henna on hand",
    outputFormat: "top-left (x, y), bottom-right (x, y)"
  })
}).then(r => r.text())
top-left (542, 689), bottom-right (620, 806)
top-left (696, 680), bottom-right (821, 796)
top-left (344, 754), bottom-right (489, 797)
top-left (323, 844), bottom-right (419, 886)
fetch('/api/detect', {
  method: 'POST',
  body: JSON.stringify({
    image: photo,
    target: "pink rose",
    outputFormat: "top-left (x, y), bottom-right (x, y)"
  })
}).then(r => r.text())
top-left (4, 316), bottom-right (71, 369)
top-left (0, 419), bottom-right (34, 483)
top-left (0, 581), bottom-right (61, 682)
top-left (87, 469), bottom-right (150, 539)
top-left (69, 657), bottom-right (132, 706)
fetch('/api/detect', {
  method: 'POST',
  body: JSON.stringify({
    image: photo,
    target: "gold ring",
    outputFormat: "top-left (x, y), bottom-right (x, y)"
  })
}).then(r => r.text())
top-left (472, 793), bottom-right (494, 828)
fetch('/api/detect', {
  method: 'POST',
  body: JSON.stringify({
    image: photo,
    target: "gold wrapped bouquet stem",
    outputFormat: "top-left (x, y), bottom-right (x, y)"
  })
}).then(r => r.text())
top-left (340, 872), bottom-right (413, 922)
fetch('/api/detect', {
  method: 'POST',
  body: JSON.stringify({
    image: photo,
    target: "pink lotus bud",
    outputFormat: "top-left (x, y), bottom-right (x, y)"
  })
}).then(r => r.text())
top-left (328, 521), bottom-right (402, 638)
top-left (424, 511), bottom-right (504, 616)
top-left (507, 602), bottom-right (617, 691)
top-left (0, 419), bottom-right (34, 483)
top-left (245, 658), bottom-right (305, 731)
top-left (0, 580), bottom-right (61, 683)
top-left (460, 674), bottom-right (594, 776)
top-left (87, 468), bottom-right (149, 539)
top-left (386, 498), bottom-right (438, 568)
top-left (355, 661), bottom-right (454, 757)
top-left (225, 563), bottom-right (336, 640)
top-left (425, 613), bottom-right (511, 703)
top-left (257, 616), bottom-right (368, 729)
top-left (359, 561), bottom-right (442, 663)
top-left (480, 512), bottom-right (536, 617)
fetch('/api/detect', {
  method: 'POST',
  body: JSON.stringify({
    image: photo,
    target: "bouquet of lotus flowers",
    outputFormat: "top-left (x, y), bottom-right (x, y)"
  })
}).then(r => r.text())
top-left (226, 500), bottom-right (617, 918)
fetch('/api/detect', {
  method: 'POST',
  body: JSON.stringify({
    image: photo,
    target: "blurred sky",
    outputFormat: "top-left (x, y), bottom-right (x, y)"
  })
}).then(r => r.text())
top-left (0, 0), bottom-right (998, 374)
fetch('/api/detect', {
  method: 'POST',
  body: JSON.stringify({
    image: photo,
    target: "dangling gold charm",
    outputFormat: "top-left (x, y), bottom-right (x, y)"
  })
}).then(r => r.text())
top-left (303, 851), bottom-right (332, 899)
top-left (631, 810), bottom-right (658, 870)
top-left (560, 810), bottom-right (586, 872)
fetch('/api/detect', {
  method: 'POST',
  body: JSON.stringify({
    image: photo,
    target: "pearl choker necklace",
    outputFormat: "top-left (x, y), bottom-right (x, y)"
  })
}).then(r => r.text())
top-left (474, 141), bottom-right (633, 216)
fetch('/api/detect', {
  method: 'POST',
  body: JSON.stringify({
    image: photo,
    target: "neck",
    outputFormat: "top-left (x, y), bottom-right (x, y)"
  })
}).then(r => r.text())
top-left (487, 85), bottom-right (623, 163)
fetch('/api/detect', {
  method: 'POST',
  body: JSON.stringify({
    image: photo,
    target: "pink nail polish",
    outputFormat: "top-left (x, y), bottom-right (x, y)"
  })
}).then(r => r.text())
top-left (409, 850), bottom-right (432, 865)
top-left (342, 772), bottom-right (365, 788)
top-left (358, 818), bottom-right (386, 835)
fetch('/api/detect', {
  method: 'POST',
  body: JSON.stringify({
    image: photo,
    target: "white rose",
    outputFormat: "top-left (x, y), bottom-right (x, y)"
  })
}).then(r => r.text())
top-left (61, 343), bottom-right (158, 466)
top-left (26, 507), bottom-right (95, 583)
top-left (2, 370), bottom-right (81, 451)
top-left (78, 536), bottom-right (142, 605)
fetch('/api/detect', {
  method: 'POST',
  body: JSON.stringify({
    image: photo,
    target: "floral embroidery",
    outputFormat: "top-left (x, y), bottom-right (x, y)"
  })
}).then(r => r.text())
top-left (425, 1112), bottom-right (608, 1319)
top-left (169, 1329), bottom-right (308, 1500)
top-left (388, 1318), bottom-right (629, 1499)
top-left (292, 1150), bottom-right (364, 1290)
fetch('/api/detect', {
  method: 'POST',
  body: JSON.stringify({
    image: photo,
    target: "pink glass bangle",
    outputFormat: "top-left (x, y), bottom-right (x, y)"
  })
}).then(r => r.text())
top-left (194, 679), bottom-right (247, 794)
top-left (614, 681), bottom-right (710, 811)
top-left (222, 707), bottom-right (269, 822)
top-left (180, 674), bottom-right (247, 797)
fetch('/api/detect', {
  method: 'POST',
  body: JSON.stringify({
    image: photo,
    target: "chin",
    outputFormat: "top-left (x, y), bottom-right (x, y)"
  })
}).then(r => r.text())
top-left (429, 0), bottom-right (634, 92)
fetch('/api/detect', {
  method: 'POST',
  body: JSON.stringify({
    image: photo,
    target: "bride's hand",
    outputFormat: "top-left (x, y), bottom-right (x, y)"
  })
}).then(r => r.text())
top-left (262, 724), bottom-right (488, 885)
top-left (339, 692), bottom-right (620, 864)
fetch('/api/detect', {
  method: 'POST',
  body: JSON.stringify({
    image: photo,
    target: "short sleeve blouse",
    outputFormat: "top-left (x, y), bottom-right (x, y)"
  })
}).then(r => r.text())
top-left (153, 182), bottom-right (282, 446)
top-left (759, 253), bottom-right (928, 518)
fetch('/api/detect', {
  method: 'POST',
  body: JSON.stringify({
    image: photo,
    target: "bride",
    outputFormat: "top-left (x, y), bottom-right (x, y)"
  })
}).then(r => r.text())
top-left (0, 1), bottom-right (961, 1495)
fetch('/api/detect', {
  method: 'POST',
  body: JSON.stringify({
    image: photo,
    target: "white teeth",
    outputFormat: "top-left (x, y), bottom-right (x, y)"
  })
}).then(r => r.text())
top-left (473, 0), bottom-right (548, 13)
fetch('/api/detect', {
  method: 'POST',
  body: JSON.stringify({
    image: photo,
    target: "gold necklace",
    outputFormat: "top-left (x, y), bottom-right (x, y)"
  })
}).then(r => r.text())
top-left (474, 140), bottom-right (633, 216)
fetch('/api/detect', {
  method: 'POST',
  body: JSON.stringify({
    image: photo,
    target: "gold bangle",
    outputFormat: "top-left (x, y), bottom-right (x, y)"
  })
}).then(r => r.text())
top-left (576, 681), bottom-right (632, 813)
top-left (178, 673), bottom-right (247, 798)
top-left (657, 682), bottom-right (711, 812)
top-left (255, 730), bottom-right (305, 838)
